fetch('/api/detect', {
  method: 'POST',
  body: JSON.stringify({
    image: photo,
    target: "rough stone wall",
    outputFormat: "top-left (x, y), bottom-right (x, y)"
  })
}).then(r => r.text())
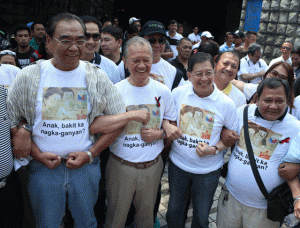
top-left (239, 0), bottom-right (300, 64)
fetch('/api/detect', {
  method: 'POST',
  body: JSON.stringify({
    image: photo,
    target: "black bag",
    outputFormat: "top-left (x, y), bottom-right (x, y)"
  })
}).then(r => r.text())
top-left (220, 162), bottom-right (228, 178)
top-left (243, 105), bottom-right (293, 222)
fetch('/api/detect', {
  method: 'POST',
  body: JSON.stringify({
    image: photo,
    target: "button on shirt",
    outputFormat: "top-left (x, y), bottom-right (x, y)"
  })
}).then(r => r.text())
top-left (237, 55), bottom-right (268, 84)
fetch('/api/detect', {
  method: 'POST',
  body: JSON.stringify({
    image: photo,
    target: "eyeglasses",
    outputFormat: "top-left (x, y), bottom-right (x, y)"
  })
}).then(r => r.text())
top-left (192, 71), bottom-right (214, 78)
top-left (148, 37), bottom-right (166, 45)
top-left (85, 33), bottom-right (101, 41)
top-left (282, 46), bottom-right (291, 50)
top-left (0, 50), bottom-right (16, 57)
top-left (53, 37), bottom-right (87, 47)
top-left (269, 70), bottom-right (288, 80)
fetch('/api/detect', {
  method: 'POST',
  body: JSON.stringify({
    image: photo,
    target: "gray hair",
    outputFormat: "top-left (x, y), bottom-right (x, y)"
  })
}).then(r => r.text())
top-left (248, 43), bottom-right (262, 55)
top-left (123, 36), bottom-right (153, 60)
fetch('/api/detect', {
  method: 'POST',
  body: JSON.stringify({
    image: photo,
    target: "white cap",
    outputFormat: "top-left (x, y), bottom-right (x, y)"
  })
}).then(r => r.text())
top-left (129, 17), bottom-right (140, 25)
top-left (201, 31), bottom-right (214, 39)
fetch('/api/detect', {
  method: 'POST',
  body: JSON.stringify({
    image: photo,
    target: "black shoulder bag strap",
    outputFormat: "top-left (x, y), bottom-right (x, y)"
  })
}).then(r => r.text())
top-left (243, 105), bottom-right (269, 200)
top-left (171, 69), bottom-right (184, 91)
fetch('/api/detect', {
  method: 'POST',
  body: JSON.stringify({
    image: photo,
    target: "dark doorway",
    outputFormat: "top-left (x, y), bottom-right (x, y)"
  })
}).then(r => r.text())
top-left (112, 0), bottom-right (243, 46)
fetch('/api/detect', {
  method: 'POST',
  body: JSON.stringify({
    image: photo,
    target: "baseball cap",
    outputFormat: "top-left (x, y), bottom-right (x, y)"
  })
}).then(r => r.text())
top-left (129, 17), bottom-right (140, 25)
top-left (201, 31), bottom-right (214, 39)
top-left (234, 30), bottom-right (245, 39)
top-left (141, 21), bottom-right (166, 37)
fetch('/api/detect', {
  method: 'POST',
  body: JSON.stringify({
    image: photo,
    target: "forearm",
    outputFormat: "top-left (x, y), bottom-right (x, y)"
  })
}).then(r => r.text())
top-left (288, 177), bottom-right (300, 197)
top-left (215, 140), bottom-right (229, 152)
top-left (90, 113), bottom-right (133, 134)
top-left (89, 127), bottom-right (124, 158)
top-left (240, 72), bottom-right (262, 81)
top-left (161, 52), bottom-right (173, 60)
top-left (231, 79), bottom-right (245, 92)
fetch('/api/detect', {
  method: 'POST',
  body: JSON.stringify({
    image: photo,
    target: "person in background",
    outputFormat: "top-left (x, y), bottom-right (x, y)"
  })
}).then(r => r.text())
top-left (219, 31), bottom-right (235, 53)
top-left (233, 30), bottom-right (245, 48)
top-left (177, 23), bottom-right (184, 36)
top-left (166, 20), bottom-right (183, 60)
top-left (188, 26), bottom-right (200, 45)
top-left (269, 41), bottom-right (293, 68)
top-left (0, 49), bottom-right (21, 68)
top-left (234, 31), bottom-right (257, 59)
top-left (29, 22), bottom-right (46, 51)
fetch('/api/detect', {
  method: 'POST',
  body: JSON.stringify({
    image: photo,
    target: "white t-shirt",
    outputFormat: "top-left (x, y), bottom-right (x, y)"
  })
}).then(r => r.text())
top-left (32, 60), bottom-right (92, 156)
top-left (269, 56), bottom-right (292, 68)
top-left (92, 54), bottom-right (121, 84)
top-left (222, 82), bottom-right (246, 108)
top-left (225, 104), bottom-right (300, 209)
top-left (243, 83), bottom-right (258, 101)
top-left (0, 64), bottom-right (20, 88)
top-left (118, 58), bottom-right (187, 90)
top-left (166, 31), bottom-right (183, 60)
top-left (109, 78), bottom-right (176, 162)
top-left (291, 95), bottom-right (300, 120)
top-left (188, 33), bottom-right (200, 43)
top-left (238, 55), bottom-right (268, 84)
top-left (169, 83), bottom-right (239, 174)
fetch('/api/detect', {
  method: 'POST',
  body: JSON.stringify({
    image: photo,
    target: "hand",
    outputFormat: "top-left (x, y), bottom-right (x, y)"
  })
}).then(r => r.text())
top-left (130, 109), bottom-right (150, 126)
top-left (258, 70), bottom-right (266, 77)
top-left (141, 128), bottom-right (161, 143)
top-left (37, 152), bottom-right (61, 169)
top-left (295, 200), bottom-right (300, 220)
top-left (278, 163), bottom-right (300, 180)
top-left (66, 152), bottom-right (90, 169)
top-left (12, 127), bottom-right (32, 158)
top-left (196, 142), bottom-right (215, 158)
top-left (164, 124), bottom-right (183, 141)
top-left (149, 73), bottom-right (159, 81)
top-left (221, 128), bottom-right (239, 147)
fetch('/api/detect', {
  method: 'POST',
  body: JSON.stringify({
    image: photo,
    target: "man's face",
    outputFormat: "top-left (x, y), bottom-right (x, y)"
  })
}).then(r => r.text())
top-left (249, 50), bottom-right (261, 64)
top-left (123, 44), bottom-right (152, 80)
top-left (281, 42), bottom-right (292, 57)
top-left (33, 24), bottom-right (45, 39)
top-left (48, 20), bottom-right (85, 69)
top-left (214, 52), bottom-right (239, 84)
top-left (144, 33), bottom-right (165, 59)
top-left (0, 55), bottom-right (16, 65)
top-left (226, 34), bottom-right (234, 46)
top-left (133, 21), bottom-right (141, 32)
top-left (177, 39), bottom-right (192, 60)
top-left (83, 22), bottom-right (100, 56)
top-left (256, 85), bottom-right (287, 121)
top-left (177, 26), bottom-right (183, 35)
top-left (233, 37), bottom-right (242, 47)
top-left (201, 36), bottom-right (209, 42)
top-left (168, 23), bottom-right (177, 33)
top-left (188, 61), bottom-right (214, 97)
top-left (100, 33), bottom-right (121, 58)
top-left (292, 53), bottom-right (300, 68)
top-left (15, 30), bottom-right (30, 48)
top-left (193, 27), bottom-right (199, 34)
top-left (248, 34), bottom-right (257, 45)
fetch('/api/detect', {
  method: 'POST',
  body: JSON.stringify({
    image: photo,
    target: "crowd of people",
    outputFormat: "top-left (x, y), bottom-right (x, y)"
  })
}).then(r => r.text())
top-left (2, 12), bottom-right (300, 228)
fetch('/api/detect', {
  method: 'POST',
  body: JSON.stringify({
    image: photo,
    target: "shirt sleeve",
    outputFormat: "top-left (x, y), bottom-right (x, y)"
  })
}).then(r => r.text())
top-left (224, 99), bottom-right (239, 133)
top-left (162, 87), bottom-right (177, 121)
top-left (282, 131), bottom-right (300, 163)
top-left (237, 58), bottom-right (248, 76)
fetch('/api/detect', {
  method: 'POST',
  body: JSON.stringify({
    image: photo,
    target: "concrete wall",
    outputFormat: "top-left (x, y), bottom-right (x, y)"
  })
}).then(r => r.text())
top-left (240, 0), bottom-right (300, 64)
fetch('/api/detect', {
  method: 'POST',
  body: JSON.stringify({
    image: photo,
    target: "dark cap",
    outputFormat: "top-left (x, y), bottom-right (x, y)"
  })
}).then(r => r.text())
top-left (234, 30), bottom-right (245, 39)
top-left (141, 21), bottom-right (165, 37)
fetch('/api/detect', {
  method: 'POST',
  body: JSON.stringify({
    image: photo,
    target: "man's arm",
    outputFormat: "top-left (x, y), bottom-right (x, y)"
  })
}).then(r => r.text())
top-left (287, 177), bottom-right (300, 220)
top-left (239, 71), bottom-right (265, 81)
top-left (89, 110), bottom-right (150, 134)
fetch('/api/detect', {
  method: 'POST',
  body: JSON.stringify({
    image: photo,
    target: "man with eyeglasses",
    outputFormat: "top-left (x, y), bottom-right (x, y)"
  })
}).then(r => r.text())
top-left (269, 42), bottom-right (293, 68)
top-left (80, 16), bottom-right (121, 84)
top-left (7, 13), bottom-right (125, 228)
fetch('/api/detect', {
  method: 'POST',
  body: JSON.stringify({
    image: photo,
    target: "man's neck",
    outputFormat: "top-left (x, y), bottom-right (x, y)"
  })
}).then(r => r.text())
top-left (51, 58), bottom-right (79, 71)
top-left (226, 42), bottom-right (232, 47)
top-left (169, 31), bottom-right (176, 37)
top-left (109, 52), bottom-right (121, 64)
top-left (82, 52), bottom-right (94, 62)
top-left (282, 55), bottom-right (290, 61)
top-left (214, 78), bottom-right (230, 91)
top-left (34, 36), bottom-right (42, 44)
top-left (177, 55), bottom-right (188, 69)
top-left (153, 56), bottom-right (161, 64)
top-left (18, 45), bottom-right (30, 53)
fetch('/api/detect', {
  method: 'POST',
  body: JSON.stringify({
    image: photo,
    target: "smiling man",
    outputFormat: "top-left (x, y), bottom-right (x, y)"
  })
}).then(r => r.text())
top-left (7, 13), bottom-right (125, 228)
top-left (269, 41), bottom-right (293, 68)
top-left (217, 78), bottom-right (300, 228)
top-left (80, 16), bottom-right (121, 84)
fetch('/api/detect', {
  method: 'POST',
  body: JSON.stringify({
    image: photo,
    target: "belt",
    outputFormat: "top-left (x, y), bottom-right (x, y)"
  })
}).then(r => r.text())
top-left (110, 153), bottom-right (159, 169)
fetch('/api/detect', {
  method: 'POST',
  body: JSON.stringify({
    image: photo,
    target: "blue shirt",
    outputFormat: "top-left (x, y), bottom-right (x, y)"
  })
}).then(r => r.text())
top-left (219, 43), bottom-right (235, 53)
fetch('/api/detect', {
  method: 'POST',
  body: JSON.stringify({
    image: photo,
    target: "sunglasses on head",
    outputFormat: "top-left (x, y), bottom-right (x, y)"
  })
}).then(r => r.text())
top-left (85, 33), bottom-right (101, 41)
top-left (282, 46), bottom-right (291, 50)
top-left (148, 37), bottom-right (166, 45)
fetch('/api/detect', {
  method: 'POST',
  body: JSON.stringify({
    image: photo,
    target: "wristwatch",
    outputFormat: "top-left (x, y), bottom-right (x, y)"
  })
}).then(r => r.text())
top-left (86, 151), bottom-right (94, 164)
top-left (20, 124), bottom-right (33, 132)
top-left (212, 146), bottom-right (220, 155)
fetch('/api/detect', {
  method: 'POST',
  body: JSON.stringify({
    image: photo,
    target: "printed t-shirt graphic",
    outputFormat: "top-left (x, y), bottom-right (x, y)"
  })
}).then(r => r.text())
top-left (179, 104), bottom-right (215, 140)
top-left (125, 104), bottom-right (161, 135)
top-left (42, 87), bottom-right (88, 121)
top-left (238, 120), bottom-right (282, 160)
